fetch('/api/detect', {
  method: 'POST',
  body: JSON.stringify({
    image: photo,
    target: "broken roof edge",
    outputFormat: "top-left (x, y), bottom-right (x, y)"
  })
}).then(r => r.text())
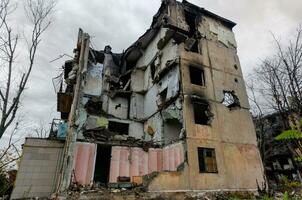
top-left (88, 0), bottom-right (236, 67)
top-left (181, 0), bottom-right (236, 29)
top-left (122, 0), bottom-right (236, 64)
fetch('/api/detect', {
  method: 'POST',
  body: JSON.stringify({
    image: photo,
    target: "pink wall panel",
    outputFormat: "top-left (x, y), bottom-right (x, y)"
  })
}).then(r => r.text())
top-left (119, 148), bottom-right (130, 177)
top-left (148, 148), bottom-right (158, 173)
top-left (139, 150), bottom-right (149, 176)
top-left (109, 142), bottom-right (185, 183)
top-left (162, 147), bottom-right (168, 171)
top-left (73, 142), bottom-right (96, 186)
top-left (130, 148), bottom-right (140, 178)
top-left (73, 142), bottom-right (185, 184)
top-left (157, 150), bottom-right (163, 171)
top-left (109, 147), bottom-right (121, 183)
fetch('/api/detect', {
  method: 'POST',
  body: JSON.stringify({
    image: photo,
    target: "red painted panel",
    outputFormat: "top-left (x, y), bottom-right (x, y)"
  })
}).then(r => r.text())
top-left (73, 143), bottom-right (96, 186)
top-left (109, 142), bottom-right (185, 183)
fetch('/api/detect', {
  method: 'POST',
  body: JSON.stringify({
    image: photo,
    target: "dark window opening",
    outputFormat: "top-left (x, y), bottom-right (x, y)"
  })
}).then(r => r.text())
top-left (108, 121), bottom-right (129, 135)
top-left (222, 91), bottom-right (240, 109)
top-left (185, 38), bottom-right (199, 53)
top-left (193, 102), bottom-right (212, 125)
top-left (234, 78), bottom-right (238, 83)
top-left (159, 88), bottom-right (168, 103)
top-left (61, 112), bottom-right (69, 120)
top-left (65, 84), bottom-right (73, 93)
top-left (191, 40), bottom-right (199, 53)
top-left (184, 10), bottom-right (197, 37)
top-left (150, 62), bottom-right (156, 80)
top-left (127, 96), bottom-right (131, 119)
top-left (120, 73), bottom-right (131, 90)
top-left (198, 147), bottom-right (218, 173)
top-left (85, 99), bottom-right (102, 115)
top-left (189, 66), bottom-right (205, 86)
top-left (234, 64), bottom-right (238, 70)
top-left (94, 145), bottom-right (111, 185)
top-left (63, 60), bottom-right (73, 80)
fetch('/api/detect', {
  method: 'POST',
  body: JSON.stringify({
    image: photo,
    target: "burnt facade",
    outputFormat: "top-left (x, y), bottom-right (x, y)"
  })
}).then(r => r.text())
top-left (12, 0), bottom-right (265, 198)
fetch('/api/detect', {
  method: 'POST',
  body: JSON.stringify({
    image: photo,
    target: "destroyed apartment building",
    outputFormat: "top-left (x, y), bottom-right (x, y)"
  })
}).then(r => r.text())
top-left (11, 0), bottom-right (265, 199)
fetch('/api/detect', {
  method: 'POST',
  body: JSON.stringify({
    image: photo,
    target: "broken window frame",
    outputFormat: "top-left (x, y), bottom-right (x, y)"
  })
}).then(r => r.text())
top-left (159, 88), bottom-right (168, 104)
top-left (221, 90), bottom-right (240, 109)
top-left (84, 98), bottom-right (103, 116)
top-left (183, 9), bottom-right (202, 54)
top-left (185, 38), bottom-right (200, 53)
top-left (198, 147), bottom-right (218, 173)
top-left (184, 9), bottom-right (198, 37)
top-left (192, 101), bottom-right (212, 125)
top-left (189, 65), bottom-right (205, 86)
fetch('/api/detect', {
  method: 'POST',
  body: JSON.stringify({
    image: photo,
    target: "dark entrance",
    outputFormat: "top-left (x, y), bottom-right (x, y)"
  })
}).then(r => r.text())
top-left (94, 145), bottom-right (112, 185)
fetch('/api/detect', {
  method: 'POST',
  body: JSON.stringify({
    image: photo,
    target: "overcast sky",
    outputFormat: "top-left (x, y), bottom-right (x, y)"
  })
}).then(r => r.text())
top-left (1, 0), bottom-right (302, 147)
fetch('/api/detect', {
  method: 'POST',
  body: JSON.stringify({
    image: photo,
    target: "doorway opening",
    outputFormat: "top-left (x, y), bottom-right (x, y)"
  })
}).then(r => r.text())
top-left (94, 145), bottom-right (112, 185)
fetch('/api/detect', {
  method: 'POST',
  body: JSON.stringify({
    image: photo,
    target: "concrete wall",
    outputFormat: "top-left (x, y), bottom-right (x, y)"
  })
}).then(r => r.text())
top-left (143, 85), bottom-right (159, 118)
top-left (148, 11), bottom-right (264, 192)
top-left (130, 93), bottom-right (144, 120)
top-left (107, 97), bottom-right (129, 119)
top-left (185, 139), bottom-right (264, 190)
top-left (177, 15), bottom-right (264, 191)
top-left (11, 138), bottom-right (64, 199)
top-left (136, 28), bottom-right (169, 69)
top-left (144, 113), bottom-right (163, 143)
top-left (129, 122), bottom-right (144, 139)
top-left (83, 63), bottom-right (103, 96)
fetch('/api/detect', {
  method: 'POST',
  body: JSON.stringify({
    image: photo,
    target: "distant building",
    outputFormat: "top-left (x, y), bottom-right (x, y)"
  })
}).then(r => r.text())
top-left (11, 0), bottom-right (265, 199)
top-left (254, 113), bottom-right (302, 187)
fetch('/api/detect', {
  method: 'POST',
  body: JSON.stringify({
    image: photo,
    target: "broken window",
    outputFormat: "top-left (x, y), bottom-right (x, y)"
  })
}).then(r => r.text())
top-left (221, 90), bottom-right (240, 109)
top-left (198, 147), bottom-right (218, 173)
top-left (63, 60), bottom-right (73, 80)
top-left (185, 38), bottom-right (199, 53)
top-left (150, 61), bottom-right (156, 80)
top-left (193, 102), bottom-right (212, 125)
top-left (85, 98), bottom-right (102, 115)
top-left (191, 40), bottom-right (199, 53)
top-left (159, 88), bottom-right (168, 103)
top-left (108, 121), bottom-right (129, 135)
top-left (189, 66), bottom-right (205, 86)
top-left (184, 10), bottom-right (197, 37)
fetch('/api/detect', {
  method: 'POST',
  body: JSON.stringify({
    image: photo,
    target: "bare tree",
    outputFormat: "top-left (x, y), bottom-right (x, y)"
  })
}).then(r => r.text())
top-left (247, 80), bottom-right (266, 160)
top-left (248, 26), bottom-right (302, 185)
top-left (250, 26), bottom-right (302, 127)
top-left (31, 120), bottom-right (49, 138)
top-left (0, 0), bottom-right (56, 139)
top-left (0, 120), bottom-right (21, 171)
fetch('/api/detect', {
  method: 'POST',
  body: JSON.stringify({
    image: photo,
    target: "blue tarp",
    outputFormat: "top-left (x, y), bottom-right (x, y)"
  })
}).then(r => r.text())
top-left (57, 122), bottom-right (68, 138)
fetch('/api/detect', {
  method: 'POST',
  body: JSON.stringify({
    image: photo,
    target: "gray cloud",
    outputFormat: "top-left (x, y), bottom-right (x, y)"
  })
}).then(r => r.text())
top-left (1, 0), bottom-right (302, 147)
